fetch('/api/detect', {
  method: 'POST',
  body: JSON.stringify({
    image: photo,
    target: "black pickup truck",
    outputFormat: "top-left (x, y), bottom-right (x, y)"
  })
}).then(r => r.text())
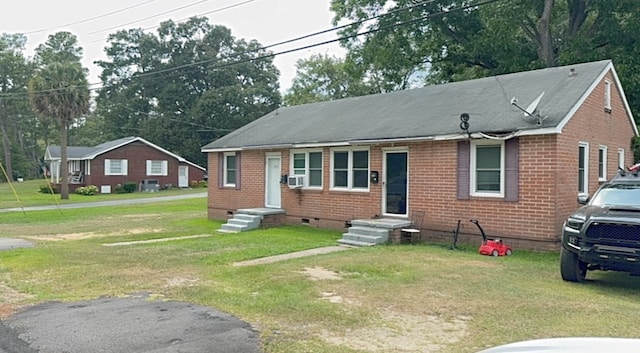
top-left (560, 169), bottom-right (640, 282)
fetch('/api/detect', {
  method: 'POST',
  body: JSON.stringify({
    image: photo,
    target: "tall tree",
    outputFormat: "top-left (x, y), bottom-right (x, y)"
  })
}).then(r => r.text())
top-left (325, 0), bottom-right (640, 117)
top-left (283, 54), bottom-right (379, 106)
top-left (96, 17), bottom-right (281, 166)
top-left (29, 32), bottom-right (90, 199)
top-left (0, 33), bottom-right (34, 181)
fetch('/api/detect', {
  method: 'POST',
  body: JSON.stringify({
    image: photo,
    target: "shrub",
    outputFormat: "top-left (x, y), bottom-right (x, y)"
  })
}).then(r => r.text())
top-left (189, 180), bottom-right (208, 188)
top-left (39, 184), bottom-right (59, 194)
top-left (114, 184), bottom-right (127, 194)
top-left (76, 185), bottom-right (99, 196)
top-left (123, 181), bottom-right (137, 193)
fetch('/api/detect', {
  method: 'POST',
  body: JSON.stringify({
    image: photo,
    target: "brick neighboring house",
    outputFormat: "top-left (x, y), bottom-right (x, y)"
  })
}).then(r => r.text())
top-left (45, 136), bottom-right (206, 193)
top-left (201, 60), bottom-right (638, 250)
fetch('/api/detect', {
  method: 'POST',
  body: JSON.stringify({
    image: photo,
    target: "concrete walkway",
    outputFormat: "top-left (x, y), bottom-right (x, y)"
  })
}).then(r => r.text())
top-left (232, 245), bottom-right (354, 267)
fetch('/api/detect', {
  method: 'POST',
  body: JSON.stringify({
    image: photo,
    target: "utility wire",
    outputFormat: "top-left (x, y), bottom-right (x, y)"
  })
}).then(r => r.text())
top-left (90, 0), bottom-right (256, 44)
top-left (87, 0), bottom-right (212, 35)
top-left (24, 0), bottom-right (156, 35)
top-left (4, 0), bottom-right (501, 99)
top-left (116, 0), bottom-right (500, 81)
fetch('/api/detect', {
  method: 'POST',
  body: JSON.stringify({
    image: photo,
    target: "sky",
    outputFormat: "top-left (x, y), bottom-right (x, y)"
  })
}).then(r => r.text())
top-left (0, 0), bottom-right (347, 92)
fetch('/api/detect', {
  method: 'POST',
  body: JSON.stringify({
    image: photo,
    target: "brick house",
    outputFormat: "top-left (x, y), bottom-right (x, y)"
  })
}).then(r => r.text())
top-left (45, 136), bottom-right (206, 193)
top-left (201, 60), bottom-right (638, 250)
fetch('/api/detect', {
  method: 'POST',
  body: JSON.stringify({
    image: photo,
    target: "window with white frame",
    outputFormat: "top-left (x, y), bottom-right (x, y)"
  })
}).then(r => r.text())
top-left (69, 160), bottom-right (80, 173)
top-left (604, 80), bottom-right (612, 112)
top-left (618, 148), bottom-right (625, 170)
top-left (598, 146), bottom-right (607, 181)
top-left (224, 152), bottom-right (236, 186)
top-left (471, 141), bottom-right (504, 197)
top-left (578, 142), bottom-right (589, 194)
top-left (331, 148), bottom-right (369, 190)
top-left (146, 160), bottom-right (168, 176)
top-left (291, 150), bottom-right (323, 187)
top-left (105, 159), bottom-right (128, 176)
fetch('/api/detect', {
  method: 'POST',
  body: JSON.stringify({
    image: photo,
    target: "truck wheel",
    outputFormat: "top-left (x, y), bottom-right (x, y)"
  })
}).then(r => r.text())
top-left (560, 247), bottom-right (587, 282)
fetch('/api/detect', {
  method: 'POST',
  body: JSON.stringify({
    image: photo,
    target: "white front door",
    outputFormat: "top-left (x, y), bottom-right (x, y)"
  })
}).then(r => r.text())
top-left (265, 154), bottom-right (282, 208)
top-left (178, 166), bottom-right (188, 188)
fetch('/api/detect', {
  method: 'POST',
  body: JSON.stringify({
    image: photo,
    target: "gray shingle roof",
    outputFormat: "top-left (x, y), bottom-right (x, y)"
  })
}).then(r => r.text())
top-left (202, 60), bottom-right (630, 151)
top-left (45, 136), bottom-right (205, 170)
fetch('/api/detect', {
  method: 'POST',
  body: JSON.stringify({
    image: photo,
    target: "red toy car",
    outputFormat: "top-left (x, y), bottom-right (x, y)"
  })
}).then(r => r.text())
top-left (471, 219), bottom-right (513, 256)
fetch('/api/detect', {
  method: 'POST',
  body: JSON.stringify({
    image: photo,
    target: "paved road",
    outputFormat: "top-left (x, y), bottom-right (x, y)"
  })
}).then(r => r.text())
top-left (0, 192), bottom-right (207, 213)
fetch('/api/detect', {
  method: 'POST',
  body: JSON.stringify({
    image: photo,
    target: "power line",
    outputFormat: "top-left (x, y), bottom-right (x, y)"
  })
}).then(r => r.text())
top-left (23, 0), bottom-right (157, 35)
top-left (87, 0), bottom-right (212, 36)
top-left (90, 0), bottom-right (256, 44)
top-left (117, 0), bottom-right (500, 81)
top-left (2, 0), bottom-right (501, 99)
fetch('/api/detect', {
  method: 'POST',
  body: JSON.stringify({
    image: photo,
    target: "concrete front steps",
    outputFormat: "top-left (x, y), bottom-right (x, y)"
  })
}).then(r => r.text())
top-left (338, 218), bottom-right (411, 246)
top-left (218, 208), bottom-right (285, 233)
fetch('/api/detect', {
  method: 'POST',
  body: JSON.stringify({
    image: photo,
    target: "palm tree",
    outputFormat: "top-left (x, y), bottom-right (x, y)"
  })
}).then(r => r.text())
top-left (29, 61), bottom-right (90, 199)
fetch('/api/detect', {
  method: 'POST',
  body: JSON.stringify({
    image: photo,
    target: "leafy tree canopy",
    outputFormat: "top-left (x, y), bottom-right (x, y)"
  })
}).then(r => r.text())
top-left (283, 54), bottom-right (379, 106)
top-left (95, 16), bottom-right (281, 167)
top-left (312, 0), bottom-right (640, 118)
top-left (30, 32), bottom-right (90, 199)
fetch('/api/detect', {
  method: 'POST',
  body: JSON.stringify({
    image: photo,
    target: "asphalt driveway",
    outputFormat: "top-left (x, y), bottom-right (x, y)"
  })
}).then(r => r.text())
top-left (0, 294), bottom-right (261, 353)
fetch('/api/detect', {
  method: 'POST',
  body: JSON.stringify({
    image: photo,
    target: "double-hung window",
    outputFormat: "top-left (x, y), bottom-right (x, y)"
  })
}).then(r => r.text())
top-left (598, 146), bottom-right (607, 182)
top-left (471, 141), bottom-right (504, 197)
top-left (291, 150), bottom-right (323, 188)
top-left (604, 80), bottom-right (612, 112)
top-left (331, 148), bottom-right (369, 190)
top-left (618, 148), bottom-right (625, 170)
top-left (146, 160), bottom-right (168, 176)
top-left (224, 152), bottom-right (237, 186)
top-left (578, 142), bottom-right (589, 195)
top-left (105, 159), bottom-right (128, 176)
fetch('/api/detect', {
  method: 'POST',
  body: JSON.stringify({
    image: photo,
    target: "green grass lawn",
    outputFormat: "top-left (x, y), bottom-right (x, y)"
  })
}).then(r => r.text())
top-left (1, 196), bottom-right (639, 353)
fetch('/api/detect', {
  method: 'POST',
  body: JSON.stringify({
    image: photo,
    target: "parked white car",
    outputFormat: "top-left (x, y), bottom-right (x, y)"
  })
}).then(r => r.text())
top-left (477, 337), bottom-right (640, 352)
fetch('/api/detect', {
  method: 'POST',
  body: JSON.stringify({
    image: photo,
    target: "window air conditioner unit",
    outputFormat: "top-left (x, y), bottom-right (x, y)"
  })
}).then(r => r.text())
top-left (288, 175), bottom-right (305, 188)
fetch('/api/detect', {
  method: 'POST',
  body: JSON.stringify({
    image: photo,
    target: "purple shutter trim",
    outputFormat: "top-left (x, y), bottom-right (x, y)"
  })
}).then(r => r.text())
top-left (217, 153), bottom-right (224, 189)
top-left (235, 152), bottom-right (241, 190)
top-left (457, 141), bottom-right (470, 200)
top-left (504, 138), bottom-right (519, 202)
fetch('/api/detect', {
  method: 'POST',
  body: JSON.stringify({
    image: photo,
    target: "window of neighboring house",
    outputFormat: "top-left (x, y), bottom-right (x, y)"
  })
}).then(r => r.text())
top-left (224, 152), bottom-right (236, 186)
top-left (578, 142), bottom-right (589, 194)
top-left (104, 159), bottom-right (128, 176)
top-left (598, 146), bottom-right (607, 181)
top-left (331, 148), bottom-right (369, 190)
top-left (618, 148), bottom-right (625, 170)
top-left (291, 150), bottom-right (323, 188)
top-left (68, 160), bottom-right (80, 174)
top-left (471, 141), bottom-right (504, 197)
top-left (604, 80), bottom-right (612, 112)
top-left (146, 160), bottom-right (168, 176)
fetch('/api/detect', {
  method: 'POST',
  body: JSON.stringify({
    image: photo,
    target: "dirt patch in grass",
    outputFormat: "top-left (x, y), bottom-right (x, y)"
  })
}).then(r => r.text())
top-left (163, 276), bottom-right (201, 288)
top-left (0, 283), bottom-right (34, 318)
top-left (23, 228), bottom-right (164, 241)
top-left (300, 266), bottom-right (471, 352)
top-left (319, 311), bottom-right (470, 352)
top-left (300, 267), bottom-right (343, 281)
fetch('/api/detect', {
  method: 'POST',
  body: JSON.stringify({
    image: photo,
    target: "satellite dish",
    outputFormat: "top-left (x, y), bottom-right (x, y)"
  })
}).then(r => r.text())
top-left (524, 92), bottom-right (545, 117)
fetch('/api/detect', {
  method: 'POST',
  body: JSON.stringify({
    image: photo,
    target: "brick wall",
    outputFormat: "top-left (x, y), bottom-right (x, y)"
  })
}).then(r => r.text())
top-left (206, 70), bottom-right (637, 250)
top-left (86, 141), bottom-right (205, 191)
